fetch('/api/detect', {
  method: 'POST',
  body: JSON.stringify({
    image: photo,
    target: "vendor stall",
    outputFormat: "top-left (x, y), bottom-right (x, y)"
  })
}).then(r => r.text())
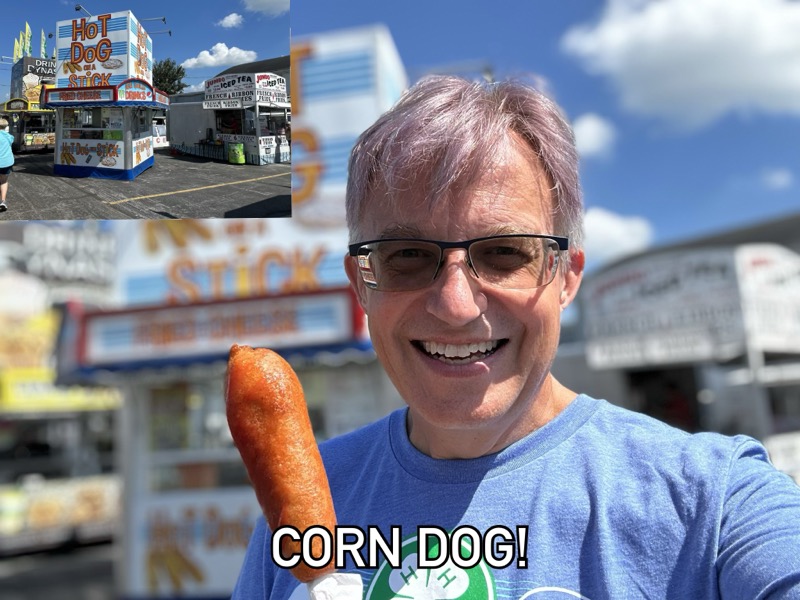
top-left (53, 218), bottom-right (403, 599)
top-left (202, 72), bottom-right (290, 165)
top-left (0, 220), bottom-right (121, 555)
top-left (1, 99), bottom-right (56, 153)
top-left (1, 58), bottom-right (57, 152)
top-left (41, 10), bottom-right (169, 180)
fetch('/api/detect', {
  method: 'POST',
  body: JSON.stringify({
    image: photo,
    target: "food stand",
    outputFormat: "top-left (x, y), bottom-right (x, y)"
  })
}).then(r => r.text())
top-left (1, 58), bottom-right (57, 152)
top-left (41, 10), bottom-right (169, 179)
top-left (51, 218), bottom-right (402, 599)
top-left (562, 243), bottom-right (800, 442)
top-left (0, 220), bottom-right (122, 555)
top-left (0, 366), bottom-right (121, 556)
top-left (202, 72), bottom-right (290, 165)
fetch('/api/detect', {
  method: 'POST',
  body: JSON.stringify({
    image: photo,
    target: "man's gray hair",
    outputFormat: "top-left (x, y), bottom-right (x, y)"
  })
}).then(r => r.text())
top-left (345, 75), bottom-right (584, 249)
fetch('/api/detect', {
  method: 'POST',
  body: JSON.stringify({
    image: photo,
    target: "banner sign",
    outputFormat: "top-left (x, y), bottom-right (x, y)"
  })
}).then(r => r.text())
top-left (80, 290), bottom-right (360, 367)
top-left (583, 249), bottom-right (746, 368)
top-left (3, 98), bottom-right (29, 111)
top-left (204, 72), bottom-right (287, 104)
top-left (113, 219), bottom-right (352, 307)
top-left (43, 79), bottom-right (167, 108)
top-left (127, 489), bottom-right (258, 597)
top-left (583, 244), bottom-right (800, 368)
top-left (55, 11), bottom-right (153, 88)
top-left (117, 80), bottom-right (153, 102)
top-left (737, 244), bottom-right (800, 354)
top-left (10, 57), bottom-right (56, 103)
top-left (202, 99), bottom-right (242, 110)
top-left (46, 88), bottom-right (114, 103)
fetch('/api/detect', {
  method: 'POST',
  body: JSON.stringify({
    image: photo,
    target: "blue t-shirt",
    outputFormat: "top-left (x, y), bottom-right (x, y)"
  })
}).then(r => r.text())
top-left (0, 130), bottom-right (14, 169)
top-left (232, 395), bottom-right (800, 599)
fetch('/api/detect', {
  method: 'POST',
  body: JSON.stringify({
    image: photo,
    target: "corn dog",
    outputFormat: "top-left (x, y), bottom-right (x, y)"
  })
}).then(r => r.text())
top-left (225, 344), bottom-right (336, 583)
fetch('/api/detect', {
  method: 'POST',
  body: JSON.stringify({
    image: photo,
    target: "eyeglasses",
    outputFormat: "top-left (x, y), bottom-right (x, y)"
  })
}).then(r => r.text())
top-left (348, 234), bottom-right (568, 292)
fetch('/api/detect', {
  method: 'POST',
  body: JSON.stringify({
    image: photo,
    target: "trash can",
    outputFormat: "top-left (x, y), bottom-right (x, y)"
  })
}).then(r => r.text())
top-left (228, 142), bottom-right (245, 165)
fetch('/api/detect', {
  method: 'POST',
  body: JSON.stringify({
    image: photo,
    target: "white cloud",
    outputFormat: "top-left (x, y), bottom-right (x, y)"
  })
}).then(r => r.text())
top-left (242, 0), bottom-right (289, 17)
top-left (181, 43), bottom-right (257, 69)
top-left (572, 113), bottom-right (617, 158)
top-left (761, 168), bottom-right (794, 190)
top-left (183, 81), bottom-right (207, 93)
top-left (583, 206), bottom-right (654, 265)
top-left (217, 13), bottom-right (244, 28)
top-left (561, 0), bottom-right (800, 129)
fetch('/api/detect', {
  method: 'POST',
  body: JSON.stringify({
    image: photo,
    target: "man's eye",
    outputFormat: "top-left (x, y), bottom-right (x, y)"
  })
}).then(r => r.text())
top-left (381, 246), bottom-right (437, 267)
top-left (396, 248), bottom-right (429, 259)
top-left (488, 245), bottom-right (526, 256)
top-left (476, 241), bottom-right (541, 272)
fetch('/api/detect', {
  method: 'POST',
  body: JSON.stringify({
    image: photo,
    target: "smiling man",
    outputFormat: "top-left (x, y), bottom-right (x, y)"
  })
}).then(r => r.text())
top-left (233, 76), bottom-right (800, 600)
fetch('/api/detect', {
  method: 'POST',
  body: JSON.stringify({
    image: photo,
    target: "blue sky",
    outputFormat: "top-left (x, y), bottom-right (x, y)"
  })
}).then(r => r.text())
top-left (293, 0), bottom-right (800, 269)
top-left (1, 0), bottom-right (288, 95)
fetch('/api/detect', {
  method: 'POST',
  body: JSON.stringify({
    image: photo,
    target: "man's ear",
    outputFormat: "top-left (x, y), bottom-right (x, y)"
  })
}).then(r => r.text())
top-left (559, 249), bottom-right (584, 311)
top-left (344, 254), bottom-right (369, 310)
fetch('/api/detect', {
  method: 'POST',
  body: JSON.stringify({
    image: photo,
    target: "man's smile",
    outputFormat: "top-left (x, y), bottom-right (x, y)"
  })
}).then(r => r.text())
top-left (413, 339), bottom-right (507, 365)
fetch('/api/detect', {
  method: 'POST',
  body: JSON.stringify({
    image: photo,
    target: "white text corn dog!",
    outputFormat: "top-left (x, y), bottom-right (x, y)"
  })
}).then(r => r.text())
top-left (225, 344), bottom-right (336, 583)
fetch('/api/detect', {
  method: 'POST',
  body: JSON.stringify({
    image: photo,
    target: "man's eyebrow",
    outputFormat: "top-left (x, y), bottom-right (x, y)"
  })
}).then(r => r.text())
top-left (479, 224), bottom-right (553, 237)
top-left (483, 224), bottom-right (531, 236)
top-left (376, 224), bottom-right (547, 240)
top-left (378, 225), bottom-right (424, 239)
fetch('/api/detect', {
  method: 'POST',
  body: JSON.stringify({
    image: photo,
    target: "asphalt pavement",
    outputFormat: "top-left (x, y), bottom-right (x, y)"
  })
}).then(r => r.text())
top-left (0, 541), bottom-right (115, 600)
top-left (1, 149), bottom-right (291, 220)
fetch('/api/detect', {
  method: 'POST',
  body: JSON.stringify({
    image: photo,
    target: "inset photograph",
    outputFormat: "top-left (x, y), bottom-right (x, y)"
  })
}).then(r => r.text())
top-left (0, 2), bottom-right (290, 219)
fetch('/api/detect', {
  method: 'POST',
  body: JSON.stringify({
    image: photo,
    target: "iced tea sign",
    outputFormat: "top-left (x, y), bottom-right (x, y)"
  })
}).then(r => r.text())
top-left (204, 72), bottom-right (287, 105)
top-left (56, 11), bottom-right (153, 88)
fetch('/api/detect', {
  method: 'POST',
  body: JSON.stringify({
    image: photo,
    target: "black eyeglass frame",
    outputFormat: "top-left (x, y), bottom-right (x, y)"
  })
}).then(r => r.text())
top-left (348, 233), bottom-right (570, 290)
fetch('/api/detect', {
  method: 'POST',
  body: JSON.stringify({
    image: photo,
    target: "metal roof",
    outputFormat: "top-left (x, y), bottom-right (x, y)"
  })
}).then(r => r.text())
top-left (216, 56), bottom-right (289, 77)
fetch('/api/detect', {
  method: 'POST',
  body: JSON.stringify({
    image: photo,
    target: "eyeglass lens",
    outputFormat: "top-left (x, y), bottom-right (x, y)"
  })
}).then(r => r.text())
top-left (360, 236), bottom-right (560, 291)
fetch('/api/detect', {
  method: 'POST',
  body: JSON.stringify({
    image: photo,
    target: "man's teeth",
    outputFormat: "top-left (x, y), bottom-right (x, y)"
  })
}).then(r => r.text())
top-left (421, 340), bottom-right (498, 359)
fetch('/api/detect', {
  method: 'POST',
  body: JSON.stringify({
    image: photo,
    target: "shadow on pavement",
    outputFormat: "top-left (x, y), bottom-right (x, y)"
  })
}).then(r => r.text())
top-left (224, 194), bottom-right (291, 218)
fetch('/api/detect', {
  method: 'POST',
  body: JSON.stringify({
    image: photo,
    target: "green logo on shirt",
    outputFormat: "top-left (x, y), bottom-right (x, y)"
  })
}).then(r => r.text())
top-left (364, 533), bottom-right (495, 600)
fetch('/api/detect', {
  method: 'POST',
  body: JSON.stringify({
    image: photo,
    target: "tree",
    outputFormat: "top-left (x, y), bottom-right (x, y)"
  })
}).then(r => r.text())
top-left (153, 58), bottom-right (188, 95)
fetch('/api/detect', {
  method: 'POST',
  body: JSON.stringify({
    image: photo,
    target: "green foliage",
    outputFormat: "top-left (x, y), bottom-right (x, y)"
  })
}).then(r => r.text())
top-left (153, 58), bottom-right (188, 96)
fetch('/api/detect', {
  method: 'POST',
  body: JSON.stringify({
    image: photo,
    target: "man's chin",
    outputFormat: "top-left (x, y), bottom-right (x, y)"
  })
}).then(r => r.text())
top-left (407, 398), bottom-right (507, 432)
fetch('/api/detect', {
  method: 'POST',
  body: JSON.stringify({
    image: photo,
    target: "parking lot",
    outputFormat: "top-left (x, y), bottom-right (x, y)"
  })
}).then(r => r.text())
top-left (0, 149), bottom-right (291, 220)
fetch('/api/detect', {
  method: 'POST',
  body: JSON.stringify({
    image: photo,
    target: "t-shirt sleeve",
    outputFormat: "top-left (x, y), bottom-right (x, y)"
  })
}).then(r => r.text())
top-left (231, 515), bottom-right (270, 600)
top-left (717, 436), bottom-right (800, 598)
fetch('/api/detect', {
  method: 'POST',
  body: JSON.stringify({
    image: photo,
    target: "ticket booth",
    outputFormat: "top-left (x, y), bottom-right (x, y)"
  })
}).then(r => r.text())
top-left (41, 10), bottom-right (169, 180)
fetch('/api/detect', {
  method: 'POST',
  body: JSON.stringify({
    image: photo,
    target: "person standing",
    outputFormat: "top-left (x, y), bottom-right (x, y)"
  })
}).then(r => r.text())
top-left (232, 75), bottom-right (800, 599)
top-left (0, 118), bottom-right (14, 212)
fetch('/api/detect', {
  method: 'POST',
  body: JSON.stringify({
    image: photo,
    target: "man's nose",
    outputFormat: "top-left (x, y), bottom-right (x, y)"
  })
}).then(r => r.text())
top-left (424, 252), bottom-right (486, 326)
